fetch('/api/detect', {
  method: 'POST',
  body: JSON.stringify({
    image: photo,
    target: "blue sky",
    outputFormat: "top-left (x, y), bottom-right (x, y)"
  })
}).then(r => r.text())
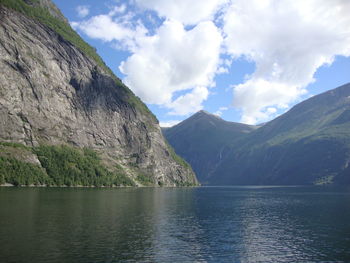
top-left (52, 0), bottom-right (350, 126)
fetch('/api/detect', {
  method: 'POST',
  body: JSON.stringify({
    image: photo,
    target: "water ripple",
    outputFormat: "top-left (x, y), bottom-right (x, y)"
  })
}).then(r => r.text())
top-left (0, 186), bottom-right (350, 262)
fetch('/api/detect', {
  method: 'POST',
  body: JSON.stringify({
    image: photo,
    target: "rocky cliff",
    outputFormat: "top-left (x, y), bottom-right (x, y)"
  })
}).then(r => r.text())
top-left (0, 0), bottom-right (197, 186)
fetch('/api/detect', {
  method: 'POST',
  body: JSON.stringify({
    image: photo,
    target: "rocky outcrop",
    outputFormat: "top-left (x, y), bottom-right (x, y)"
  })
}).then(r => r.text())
top-left (0, 2), bottom-right (197, 186)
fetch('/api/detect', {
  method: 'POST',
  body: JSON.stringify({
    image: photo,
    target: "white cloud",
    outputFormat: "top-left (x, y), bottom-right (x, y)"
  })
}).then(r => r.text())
top-left (134, 0), bottom-right (228, 25)
top-left (233, 79), bottom-right (306, 124)
top-left (72, 0), bottom-right (350, 123)
top-left (214, 106), bottom-right (229, 116)
top-left (72, 15), bottom-right (131, 42)
top-left (76, 5), bottom-right (90, 18)
top-left (120, 20), bottom-right (222, 115)
top-left (71, 14), bottom-right (147, 50)
top-left (223, 0), bottom-right (350, 124)
top-left (72, 8), bottom-right (222, 116)
top-left (159, 120), bottom-right (181, 127)
top-left (168, 87), bottom-right (209, 115)
top-left (108, 4), bottom-right (127, 16)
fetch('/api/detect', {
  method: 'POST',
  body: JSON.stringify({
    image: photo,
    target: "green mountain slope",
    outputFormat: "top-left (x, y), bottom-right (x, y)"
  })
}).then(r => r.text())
top-left (164, 83), bottom-right (350, 185)
top-left (163, 110), bottom-right (257, 183)
top-left (213, 83), bottom-right (350, 185)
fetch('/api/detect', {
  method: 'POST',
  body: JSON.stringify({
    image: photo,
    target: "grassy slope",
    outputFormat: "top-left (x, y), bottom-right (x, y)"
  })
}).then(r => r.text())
top-left (0, 142), bottom-right (136, 186)
top-left (211, 83), bottom-right (350, 185)
top-left (0, 142), bottom-right (198, 187)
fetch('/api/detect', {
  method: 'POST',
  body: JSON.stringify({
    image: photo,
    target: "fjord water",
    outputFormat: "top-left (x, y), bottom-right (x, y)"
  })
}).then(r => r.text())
top-left (0, 187), bottom-right (349, 263)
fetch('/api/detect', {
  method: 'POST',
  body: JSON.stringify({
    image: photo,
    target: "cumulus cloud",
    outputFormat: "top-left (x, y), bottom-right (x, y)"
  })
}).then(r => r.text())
top-left (233, 79), bottom-right (306, 124)
top-left (120, 20), bottom-right (222, 115)
top-left (223, 0), bottom-right (350, 124)
top-left (159, 120), bottom-right (181, 127)
top-left (76, 5), bottom-right (90, 18)
top-left (134, 0), bottom-right (228, 25)
top-left (168, 87), bottom-right (209, 115)
top-left (72, 7), bottom-right (222, 116)
top-left (71, 14), bottom-right (147, 50)
top-left (72, 15), bottom-right (132, 42)
top-left (72, 0), bottom-right (350, 123)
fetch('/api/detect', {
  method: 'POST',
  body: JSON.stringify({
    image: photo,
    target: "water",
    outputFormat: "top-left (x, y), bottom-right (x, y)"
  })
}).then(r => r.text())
top-left (0, 186), bottom-right (350, 263)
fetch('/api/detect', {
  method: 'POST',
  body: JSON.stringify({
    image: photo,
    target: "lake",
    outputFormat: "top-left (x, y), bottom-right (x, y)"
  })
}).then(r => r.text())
top-left (0, 186), bottom-right (349, 263)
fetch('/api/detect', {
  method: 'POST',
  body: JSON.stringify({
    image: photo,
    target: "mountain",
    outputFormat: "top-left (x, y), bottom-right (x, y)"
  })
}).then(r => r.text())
top-left (0, 0), bottom-right (197, 187)
top-left (164, 83), bottom-right (350, 185)
top-left (162, 110), bottom-right (257, 184)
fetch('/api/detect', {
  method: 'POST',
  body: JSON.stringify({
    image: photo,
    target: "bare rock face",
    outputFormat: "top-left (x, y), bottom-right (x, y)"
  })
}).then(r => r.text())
top-left (0, 4), bottom-right (197, 186)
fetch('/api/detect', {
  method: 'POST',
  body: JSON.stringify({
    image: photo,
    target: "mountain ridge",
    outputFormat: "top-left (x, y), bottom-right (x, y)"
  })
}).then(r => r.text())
top-left (163, 110), bottom-right (257, 184)
top-left (164, 83), bottom-right (350, 185)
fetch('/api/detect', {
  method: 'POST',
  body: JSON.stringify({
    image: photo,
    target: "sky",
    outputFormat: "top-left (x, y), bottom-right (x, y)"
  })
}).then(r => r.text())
top-left (52, 0), bottom-right (350, 127)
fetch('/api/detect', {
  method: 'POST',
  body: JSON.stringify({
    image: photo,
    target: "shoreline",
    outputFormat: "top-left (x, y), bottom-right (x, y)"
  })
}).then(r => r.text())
top-left (0, 183), bottom-right (199, 188)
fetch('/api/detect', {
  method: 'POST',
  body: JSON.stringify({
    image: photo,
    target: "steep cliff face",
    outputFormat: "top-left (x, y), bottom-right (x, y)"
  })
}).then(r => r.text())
top-left (0, 2), bottom-right (197, 186)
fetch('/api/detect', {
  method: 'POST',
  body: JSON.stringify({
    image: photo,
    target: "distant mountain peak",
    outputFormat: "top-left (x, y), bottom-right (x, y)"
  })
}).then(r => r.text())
top-left (163, 109), bottom-right (258, 183)
top-left (198, 109), bottom-right (211, 114)
top-left (193, 110), bottom-right (224, 121)
top-left (196, 110), bottom-right (212, 116)
top-left (166, 82), bottom-right (350, 186)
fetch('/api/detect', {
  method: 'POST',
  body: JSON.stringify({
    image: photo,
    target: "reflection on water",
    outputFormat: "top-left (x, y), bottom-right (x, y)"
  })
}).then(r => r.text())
top-left (0, 186), bottom-right (350, 262)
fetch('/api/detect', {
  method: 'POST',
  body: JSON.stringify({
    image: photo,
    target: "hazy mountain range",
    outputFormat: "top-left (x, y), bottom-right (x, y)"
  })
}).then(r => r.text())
top-left (163, 83), bottom-right (350, 185)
